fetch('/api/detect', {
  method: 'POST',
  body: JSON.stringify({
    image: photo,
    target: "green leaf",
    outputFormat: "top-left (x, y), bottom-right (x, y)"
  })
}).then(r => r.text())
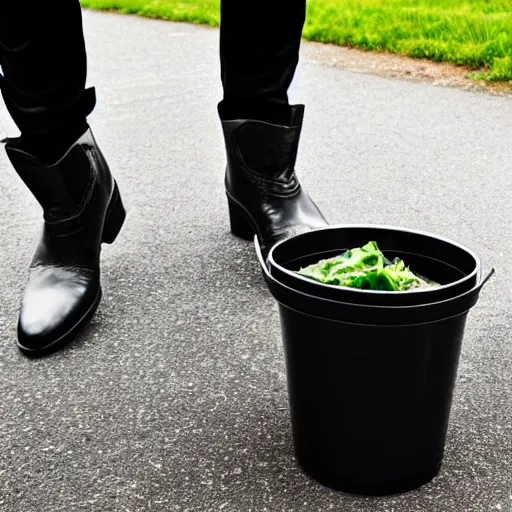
top-left (297, 241), bottom-right (439, 291)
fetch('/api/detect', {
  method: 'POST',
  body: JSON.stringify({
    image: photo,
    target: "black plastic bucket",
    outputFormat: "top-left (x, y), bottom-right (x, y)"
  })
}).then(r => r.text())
top-left (267, 225), bottom-right (480, 306)
top-left (255, 230), bottom-right (493, 496)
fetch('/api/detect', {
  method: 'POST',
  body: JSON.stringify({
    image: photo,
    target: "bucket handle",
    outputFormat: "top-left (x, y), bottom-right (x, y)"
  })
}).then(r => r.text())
top-left (255, 234), bottom-right (495, 292)
top-left (479, 266), bottom-right (495, 290)
top-left (255, 235), bottom-right (271, 278)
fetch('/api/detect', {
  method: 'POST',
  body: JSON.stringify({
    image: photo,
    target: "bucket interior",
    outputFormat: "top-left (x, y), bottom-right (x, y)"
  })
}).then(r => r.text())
top-left (282, 249), bottom-right (466, 287)
top-left (270, 226), bottom-right (479, 291)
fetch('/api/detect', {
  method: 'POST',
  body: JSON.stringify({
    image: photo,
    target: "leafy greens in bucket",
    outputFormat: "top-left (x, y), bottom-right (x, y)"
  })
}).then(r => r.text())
top-left (296, 241), bottom-right (439, 291)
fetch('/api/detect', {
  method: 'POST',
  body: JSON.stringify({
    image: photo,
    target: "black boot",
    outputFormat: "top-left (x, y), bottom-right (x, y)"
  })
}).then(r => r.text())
top-left (220, 104), bottom-right (328, 257)
top-left (4, 128), bottom-right (126, 356)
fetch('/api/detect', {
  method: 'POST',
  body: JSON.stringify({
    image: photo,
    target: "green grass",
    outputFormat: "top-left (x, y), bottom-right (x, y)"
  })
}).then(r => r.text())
top-left (80, 0), bottom-right (512, 81)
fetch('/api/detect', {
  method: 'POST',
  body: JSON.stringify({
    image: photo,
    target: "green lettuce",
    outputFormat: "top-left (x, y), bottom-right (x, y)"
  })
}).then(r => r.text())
top-left (296, 241), bottom-right (438, 291)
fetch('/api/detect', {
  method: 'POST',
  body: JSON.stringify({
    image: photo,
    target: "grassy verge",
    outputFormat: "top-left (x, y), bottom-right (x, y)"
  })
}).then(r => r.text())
top-left (80, 0), bottom-right (512, 81)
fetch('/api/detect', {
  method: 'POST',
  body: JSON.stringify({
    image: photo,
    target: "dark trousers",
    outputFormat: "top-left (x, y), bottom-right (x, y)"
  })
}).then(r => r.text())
top-left (0, 0), bottom-right (306, 140)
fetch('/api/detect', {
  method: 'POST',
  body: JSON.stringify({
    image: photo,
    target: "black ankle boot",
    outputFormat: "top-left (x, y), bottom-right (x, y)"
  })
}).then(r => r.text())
top-left (220, 104), bottom-right (328, 257)
top-left (4, 128), bottom-right (126, 356)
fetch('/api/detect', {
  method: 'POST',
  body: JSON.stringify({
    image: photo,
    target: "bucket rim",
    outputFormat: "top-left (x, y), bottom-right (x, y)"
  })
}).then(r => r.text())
top-left (264, 264), bottom-right (492, 326)
top-left (268, 223), bottom-right (481, 297)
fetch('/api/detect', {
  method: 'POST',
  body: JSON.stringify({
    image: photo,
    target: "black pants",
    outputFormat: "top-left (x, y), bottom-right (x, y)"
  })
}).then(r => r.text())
top-left (0, 0), bottom-right (306, 140)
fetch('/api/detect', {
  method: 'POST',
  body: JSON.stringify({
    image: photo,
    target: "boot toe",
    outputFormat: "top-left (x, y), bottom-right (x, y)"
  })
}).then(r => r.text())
top-left (17, 267), bottom-right (99, 354)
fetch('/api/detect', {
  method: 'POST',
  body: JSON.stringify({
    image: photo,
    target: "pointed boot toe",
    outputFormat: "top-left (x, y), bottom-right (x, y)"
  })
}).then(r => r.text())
top-left (17, 266), bottom-right (100, 355)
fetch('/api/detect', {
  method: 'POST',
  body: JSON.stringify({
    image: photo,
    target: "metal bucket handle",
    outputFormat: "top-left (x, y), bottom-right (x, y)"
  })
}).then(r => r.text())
top-left (254, 235), bottom-right (495, 292)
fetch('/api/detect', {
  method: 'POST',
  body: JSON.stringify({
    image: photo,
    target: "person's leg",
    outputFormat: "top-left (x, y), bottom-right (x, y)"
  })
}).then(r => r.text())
top-left (218, 0), bottom-right (328, 256)
top-left (0, 2), bottom-right (126, 356)
top-left (0, 2), bottom-right (95, 163)
top-left (218, 0), bottom-right (305, 125)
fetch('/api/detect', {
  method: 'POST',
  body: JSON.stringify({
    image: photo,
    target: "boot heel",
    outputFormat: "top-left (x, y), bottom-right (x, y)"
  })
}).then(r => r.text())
top-left (102, 182), bottom-right (126, 244)
top-left (228, 198), bottom-right (254, 241)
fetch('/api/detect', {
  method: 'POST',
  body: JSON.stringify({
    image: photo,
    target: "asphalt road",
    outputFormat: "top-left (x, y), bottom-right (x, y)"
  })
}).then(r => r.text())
top-left (0, 10), bottom-right (511, 512)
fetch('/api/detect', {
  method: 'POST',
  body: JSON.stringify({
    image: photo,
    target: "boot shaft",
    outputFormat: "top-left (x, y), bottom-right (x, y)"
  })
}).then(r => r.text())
top-left (4, 129), bottom-right (114, 236)
top-left (221, 104), bottom-right (305, 188)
